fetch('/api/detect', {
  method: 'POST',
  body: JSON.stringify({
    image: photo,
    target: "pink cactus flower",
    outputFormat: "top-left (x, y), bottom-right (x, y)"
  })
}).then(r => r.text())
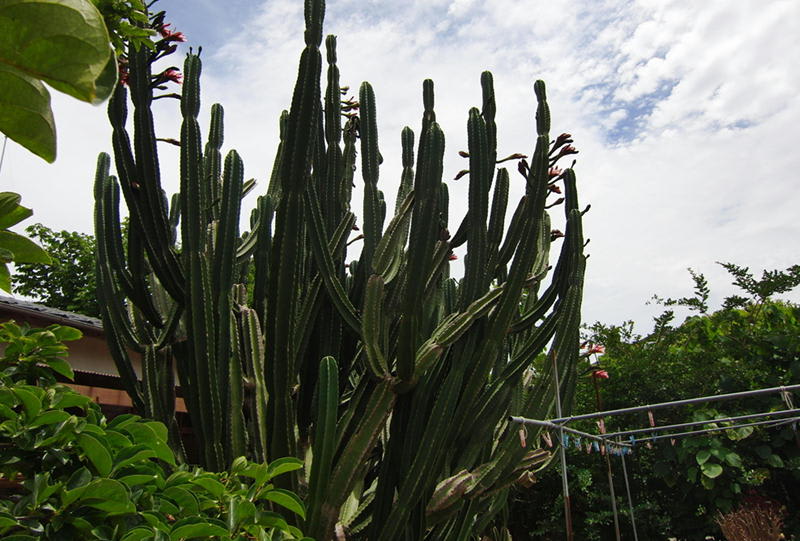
top-left (163, 68), bottom-right (182, 84)
top-left (587, 344), bottom-right (605, 355)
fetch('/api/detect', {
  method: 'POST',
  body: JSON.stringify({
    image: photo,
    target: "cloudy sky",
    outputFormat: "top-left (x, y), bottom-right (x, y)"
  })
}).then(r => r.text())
top-left (2, 0), bottom-right (799, 330)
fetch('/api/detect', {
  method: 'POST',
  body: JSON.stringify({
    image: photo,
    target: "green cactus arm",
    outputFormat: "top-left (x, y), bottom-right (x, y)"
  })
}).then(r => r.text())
top-left (319, 380), bottom-right (395, 537)
top-left (359, 81), bottom-right (383, 265)
top-left (94, 154), bottom-right (146, 411)
top-left (303, 182), bottom-right (361, 333)
top-left (265, 0), bottom-right (325, 464)
top-left (227, 308), bottom-right (247, 462)
top-left (213, 150), bottom-right (244, 441)
top-left (266, 111), bottom-right (288, 203)
top-left (372, 190), bottom-right (414, 282)
top-left (306, 356), bottom-right (339, 537)
top-left (125, 46), bottom-right (185, 301)
top-left (459, 107), bottom-right (491, 309)
top-left (252, 194), bottom-right (274, 330)
top-left (485, 168), bottom-right (510, 275)
top-left (397, 119), bottom-right (445, 383)
top-left (375, 368), bottom-right (463, 539)
top-left (481, 71), bottom-right (497, 167)
top-left (362, 274), bottom-right (390, 378)
top-left (204, 104), bottom-right (224, 223)
top-left (241, 307), bottom-right (269, 463)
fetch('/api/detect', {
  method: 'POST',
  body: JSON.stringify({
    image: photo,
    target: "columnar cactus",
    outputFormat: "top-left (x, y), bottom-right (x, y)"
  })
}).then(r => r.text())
top-left (94, 1), bottom-right (587, 538)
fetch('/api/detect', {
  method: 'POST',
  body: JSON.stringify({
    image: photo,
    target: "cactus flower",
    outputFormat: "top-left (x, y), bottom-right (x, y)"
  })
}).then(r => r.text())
top-left (588, 344), bottom-right (605, 354)
top-left (164, 69), bottom-right (183, 84)
top-left (158, 23), bottom-right (187, 42)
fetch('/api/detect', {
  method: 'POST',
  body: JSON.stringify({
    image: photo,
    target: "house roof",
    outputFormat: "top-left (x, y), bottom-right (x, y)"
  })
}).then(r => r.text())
top-left (0, 295), bottom-right (103, 334)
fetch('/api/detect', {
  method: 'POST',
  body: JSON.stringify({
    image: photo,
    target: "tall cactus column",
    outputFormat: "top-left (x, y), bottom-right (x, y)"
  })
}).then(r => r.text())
top-left (95, 1), bottom-right (588, 537)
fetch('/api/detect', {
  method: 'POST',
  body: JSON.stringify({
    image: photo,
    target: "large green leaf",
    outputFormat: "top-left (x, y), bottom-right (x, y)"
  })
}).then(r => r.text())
top-left (63, 478), bottom-right (134, 514)
top-left (78, 432), bottom-right (112, 476)
top-left (263, 488), bottom-right (306, 520)
top-left (0, 63), bottom-right (55, 162)
top-left (0, 192), bottom-right (33, 228)
top-left (0, 230), bottom-right (50, 263)
top-left (700, 462), bottom-right (723, 479)
top-left (169, 520), bottom-right (228, 540)
top-left (0, 0), bottom-right (114, 103)
top-left (0, 263), bottom-right (9, 293)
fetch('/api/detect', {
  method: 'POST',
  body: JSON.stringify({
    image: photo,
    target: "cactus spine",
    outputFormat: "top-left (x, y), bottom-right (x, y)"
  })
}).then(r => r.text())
top-left (95, 1), bottom-right (587, 539)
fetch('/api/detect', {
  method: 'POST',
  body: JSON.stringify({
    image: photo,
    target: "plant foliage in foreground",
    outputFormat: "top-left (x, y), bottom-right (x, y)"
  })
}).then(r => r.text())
top-left (0, 321), bottom-right (311, 540)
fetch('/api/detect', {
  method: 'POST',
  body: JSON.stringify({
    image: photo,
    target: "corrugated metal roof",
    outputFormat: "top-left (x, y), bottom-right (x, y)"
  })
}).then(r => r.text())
top-left (0, 296), bottom-right (103, 330)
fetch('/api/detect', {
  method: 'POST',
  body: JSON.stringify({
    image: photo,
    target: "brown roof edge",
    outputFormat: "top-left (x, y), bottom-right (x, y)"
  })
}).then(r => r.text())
top-left (0, 296), bottom-right (104, 336)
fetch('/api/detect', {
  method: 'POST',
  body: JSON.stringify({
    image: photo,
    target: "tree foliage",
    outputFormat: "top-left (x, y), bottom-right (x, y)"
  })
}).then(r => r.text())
top-left (12, 224), bottom-right (99, 318)
top-left (510, 263), bottom-right (800, 540)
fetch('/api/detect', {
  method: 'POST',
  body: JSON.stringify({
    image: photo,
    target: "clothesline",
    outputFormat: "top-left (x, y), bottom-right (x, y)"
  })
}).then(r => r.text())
top-left (509, 416), bottom-right (631, 449)
top-left (547, 383), bottom-right (800, 425)
top-left (599, 407), bottom-right (800, 440)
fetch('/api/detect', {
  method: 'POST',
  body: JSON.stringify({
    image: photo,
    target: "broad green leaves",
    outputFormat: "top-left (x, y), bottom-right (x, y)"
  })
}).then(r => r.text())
top-left (0, 321), bottom-right (311, 539)
top-left (0, 0), bottom-right (115, 162)
top-left (0, 64), bottom-right (55, 161)
top-left (0, 192), bottom-right (50, 292)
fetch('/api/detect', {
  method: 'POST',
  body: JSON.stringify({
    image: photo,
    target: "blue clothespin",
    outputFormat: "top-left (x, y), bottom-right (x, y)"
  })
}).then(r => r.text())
top-left (562, 434), bottom-right (569, 447)
top-left (592, 441), bottom-right (600, 452)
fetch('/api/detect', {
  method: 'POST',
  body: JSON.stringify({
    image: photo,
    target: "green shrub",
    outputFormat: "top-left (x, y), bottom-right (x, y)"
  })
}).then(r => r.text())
top-left (0, 321), bottom-right (312, 540)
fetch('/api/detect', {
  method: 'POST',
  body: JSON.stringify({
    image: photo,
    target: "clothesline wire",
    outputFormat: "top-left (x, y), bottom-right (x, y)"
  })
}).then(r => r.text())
top-left (599, 408), bottom-right (800, 440)
top-left (508, 416), bottom-right (631, 448)
top-left (548, 383), bottom-right (800, 425)
top-left (633, 415), bottom-right (800, 444)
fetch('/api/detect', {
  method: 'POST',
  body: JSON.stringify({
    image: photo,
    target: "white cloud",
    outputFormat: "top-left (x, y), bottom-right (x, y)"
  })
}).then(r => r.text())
top-left (4, 0), bottom-right (798, 332)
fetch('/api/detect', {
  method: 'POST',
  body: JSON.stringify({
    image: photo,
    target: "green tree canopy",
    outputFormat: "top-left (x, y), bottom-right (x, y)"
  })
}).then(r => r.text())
top-left (12, 223), bottom-right (98, 317)
top-left (511, 263), bottom-right (800, 540)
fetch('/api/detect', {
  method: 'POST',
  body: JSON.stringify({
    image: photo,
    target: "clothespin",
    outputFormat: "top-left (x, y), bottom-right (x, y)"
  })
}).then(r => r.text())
top-left (629, 436), bottom-right (636, 447)
top-left (670, 438), bottom-right (676, 446)
top-left (562, 434), bottom-right (570, 448)
top-left (585, 441), bottom-right (592, 454)
top-left (592, 441), bottom-right (600, 453)
top-left (597, 418), bottom-right (606, 435)
top-left (647, 410), bottom-right (655, 449)
top-left (780, 386), bottom-right (794, 409)
top-left (542, 431), bottom-right (553, 448)
top-left (600, 443), bottom-right (606, 456)
top-left (780, 388), bottom-right (799, 445)
top-left (518, 426), bottom-right (527, 448)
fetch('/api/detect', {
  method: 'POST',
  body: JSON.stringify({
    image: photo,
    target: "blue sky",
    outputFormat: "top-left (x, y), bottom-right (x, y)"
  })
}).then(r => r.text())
top-left (3, 0), bottom-right (799, 330)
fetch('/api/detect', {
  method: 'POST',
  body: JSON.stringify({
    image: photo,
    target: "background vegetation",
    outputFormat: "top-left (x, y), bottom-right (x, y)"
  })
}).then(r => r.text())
top-left (509, 264), bottom-right (800, 540)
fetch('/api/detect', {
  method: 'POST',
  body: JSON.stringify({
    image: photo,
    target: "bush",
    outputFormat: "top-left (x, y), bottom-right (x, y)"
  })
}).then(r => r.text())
top-left (0, 321), bottom-right (311, 540)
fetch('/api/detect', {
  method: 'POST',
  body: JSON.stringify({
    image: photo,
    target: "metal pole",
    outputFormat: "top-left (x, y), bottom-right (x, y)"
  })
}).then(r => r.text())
top-left (509, 417), bottom-right (631, 449)
top-left (634, 416), bottom-right (800, 444)
top-left (549, 384), bottom-right (800, 425)
top-left (551, 352), bottom-right (573, 541)
top-left (604, 442), bottom-right (621, 541)
top-left (619, 446), bottom-right (639, 541)
top-left (599, 408), bottom-right (800, 440)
